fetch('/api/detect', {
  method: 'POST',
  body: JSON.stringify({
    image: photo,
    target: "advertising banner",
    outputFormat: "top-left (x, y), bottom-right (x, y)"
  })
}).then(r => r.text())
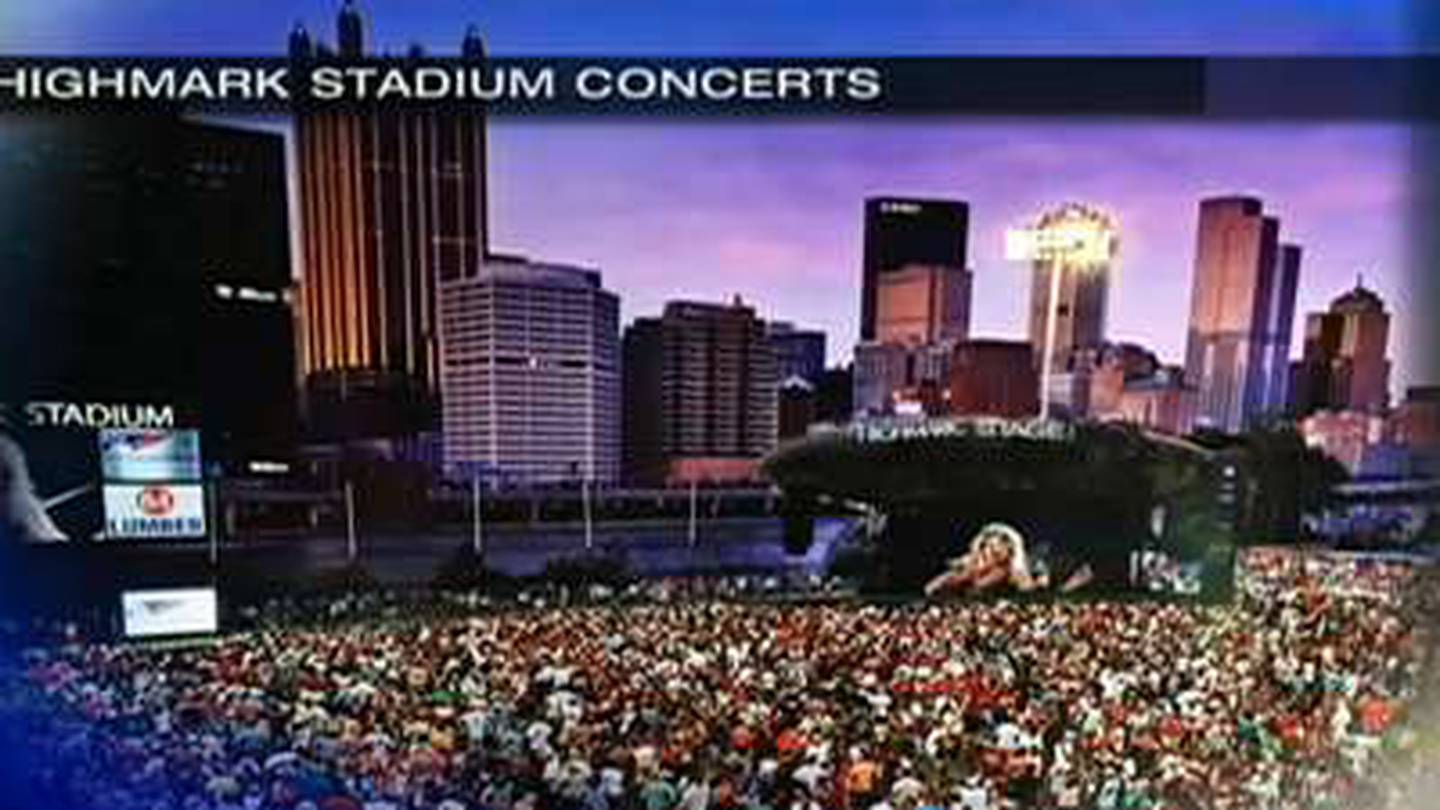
top-left (103, 483), bottom-right (207, 538)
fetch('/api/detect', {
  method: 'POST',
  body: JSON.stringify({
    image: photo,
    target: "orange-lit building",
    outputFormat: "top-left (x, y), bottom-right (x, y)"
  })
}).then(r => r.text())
top-left (290, 3), bottom-right (489, 440)
top-left (874, 263), bottom-right (971, 346)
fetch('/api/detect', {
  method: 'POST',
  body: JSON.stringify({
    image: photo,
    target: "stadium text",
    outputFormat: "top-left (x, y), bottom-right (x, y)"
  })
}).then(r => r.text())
top-left (26, 402), bottom-right (176, 430)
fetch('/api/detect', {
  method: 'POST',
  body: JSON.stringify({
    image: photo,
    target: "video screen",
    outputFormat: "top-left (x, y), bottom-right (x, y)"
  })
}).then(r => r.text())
top-left (119, 587), bottom-right (218, 638)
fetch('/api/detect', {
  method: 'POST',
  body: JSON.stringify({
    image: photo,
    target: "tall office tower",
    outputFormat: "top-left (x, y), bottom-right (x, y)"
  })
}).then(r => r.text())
top-left (1291, 281), bottom-right (1392, 416)
top-left (1183, 196), bottom-right (1299, 433)
top-left (438, 257), bottom-right (620, 486)
top-left (1257, 244), bottom-right (1303, 414)
top-left (290, 2), bottom-right (489, 443)
top-left (1023, 203), bottom-right (1116, 375)
top-left (622, 299), bottom-right (779, 485)
top-left (861, 197), bottom-right (969, 341)
top-left (0, 116), bottom-right (295, 471)
top-left (874, 264), bottom-right (972, 346)
top-left (768, 322), bottom-right (828, 385)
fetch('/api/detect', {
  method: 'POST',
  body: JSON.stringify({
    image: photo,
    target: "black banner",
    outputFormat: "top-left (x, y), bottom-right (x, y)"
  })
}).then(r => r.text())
top-left (0, 56), bottom-right (1436, 117)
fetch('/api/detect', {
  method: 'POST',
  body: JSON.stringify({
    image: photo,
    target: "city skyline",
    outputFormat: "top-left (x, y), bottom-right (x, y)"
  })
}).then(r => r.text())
top-left (480, 121), bottom-right (1417, 397)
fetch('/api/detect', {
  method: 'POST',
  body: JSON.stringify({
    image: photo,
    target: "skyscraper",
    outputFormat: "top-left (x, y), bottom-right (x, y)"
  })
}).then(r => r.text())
top-left (874, 264), bottom-right (972, 346)
top-left (1023, 203), bottom-right (1116, 375)
top-left (861, 197), bottom-right (969, 341)
top-left (1183, 196), bottom-right (1301, 433)
top-left (622, 299), bottom-right (779, 485)
top-left (290, 2), bottom-right (489, 443)
top-left (1258, 244), bottom-right (1303, 414)
top-left (438, 257), bottom-right (620, 486)
top-left (1291, 281), bottom-right (1392, 416)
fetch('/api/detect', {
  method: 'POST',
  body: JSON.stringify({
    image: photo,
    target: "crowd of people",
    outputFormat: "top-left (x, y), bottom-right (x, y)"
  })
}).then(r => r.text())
top-left (1, 552), bottom-right (1434, 810)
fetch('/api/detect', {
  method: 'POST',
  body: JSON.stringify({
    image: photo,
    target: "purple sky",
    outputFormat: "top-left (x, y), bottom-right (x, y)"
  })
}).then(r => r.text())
top-left (480, 120), bottom-right (1419, 394)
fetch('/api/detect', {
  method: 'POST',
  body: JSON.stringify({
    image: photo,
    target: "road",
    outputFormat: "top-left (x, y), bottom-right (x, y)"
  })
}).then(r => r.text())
top-left (87, 516), bottom-right (858, 585)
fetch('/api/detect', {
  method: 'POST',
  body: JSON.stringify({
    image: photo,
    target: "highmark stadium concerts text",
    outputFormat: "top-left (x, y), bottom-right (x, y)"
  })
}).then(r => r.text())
top-left (0, 64), bottom-right (885, 103)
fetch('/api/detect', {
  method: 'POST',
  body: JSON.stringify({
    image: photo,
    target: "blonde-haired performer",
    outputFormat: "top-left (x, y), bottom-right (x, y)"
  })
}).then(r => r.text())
top-left (925, 523), bottom-right (1042, 596)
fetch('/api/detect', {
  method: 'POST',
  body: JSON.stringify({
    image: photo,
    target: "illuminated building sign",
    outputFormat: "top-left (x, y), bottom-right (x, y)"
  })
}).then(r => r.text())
top-left (813, 417), bottom-right (1076, 444)
top-left (879, 200), bottom-right (923, 215)
top-left (1005, 204), bottom-right (1118, 265)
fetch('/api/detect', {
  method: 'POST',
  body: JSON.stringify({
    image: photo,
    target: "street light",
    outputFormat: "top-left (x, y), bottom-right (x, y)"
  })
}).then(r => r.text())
top-left (1005, 203), bottom-right (1118, 419)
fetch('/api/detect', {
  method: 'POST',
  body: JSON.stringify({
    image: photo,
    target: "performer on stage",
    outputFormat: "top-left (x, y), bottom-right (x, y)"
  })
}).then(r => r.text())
top-left (925, 522), bottom-right (1042, 596)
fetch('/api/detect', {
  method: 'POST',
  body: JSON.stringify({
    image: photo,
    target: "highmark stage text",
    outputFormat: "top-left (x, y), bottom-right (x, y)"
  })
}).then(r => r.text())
top-left (0, 63), bottom-right (886, 104)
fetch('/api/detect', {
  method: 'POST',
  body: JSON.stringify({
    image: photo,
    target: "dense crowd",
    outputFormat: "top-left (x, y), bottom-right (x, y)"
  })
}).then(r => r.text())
top-left (1, 553), bottom-right (1434, 810)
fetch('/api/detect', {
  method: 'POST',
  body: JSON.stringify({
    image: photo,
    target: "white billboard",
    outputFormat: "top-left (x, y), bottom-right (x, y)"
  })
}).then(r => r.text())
top-left (103, 483), bottom-right (207, 538)
top-left (121, 587), bottom-right (218, 638)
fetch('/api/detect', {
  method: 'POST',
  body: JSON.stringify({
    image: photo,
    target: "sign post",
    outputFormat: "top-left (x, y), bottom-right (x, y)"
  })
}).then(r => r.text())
top-left (207, 480), bottom-right (219, 567)
top-left (345, 480), bottom-right (357, 564)
top-left (471, 473), bottom-right (484, 559)
top-left (688, 479), bottom-right (698, 547)
top-left (582, 477), bottom-right (594, 551)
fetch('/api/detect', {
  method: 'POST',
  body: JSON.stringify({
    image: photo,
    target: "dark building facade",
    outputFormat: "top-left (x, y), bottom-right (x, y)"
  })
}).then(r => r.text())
top-left (814, 366), bottom-right (855, 424)
top-left (0, 115), bottom-right (296, 469)
top-left (947, 340), bottom-right (1040, 418)
top-left (622, 299), bottom-right (779, 485)
top-left (768, 322), bottom-right (827, 385)
top-left (778, 378), bottom-right (818, 441)
top-left (290, 2), bottom-right (489, 445)
top-left (861, 197), bottom-right (969, 341)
